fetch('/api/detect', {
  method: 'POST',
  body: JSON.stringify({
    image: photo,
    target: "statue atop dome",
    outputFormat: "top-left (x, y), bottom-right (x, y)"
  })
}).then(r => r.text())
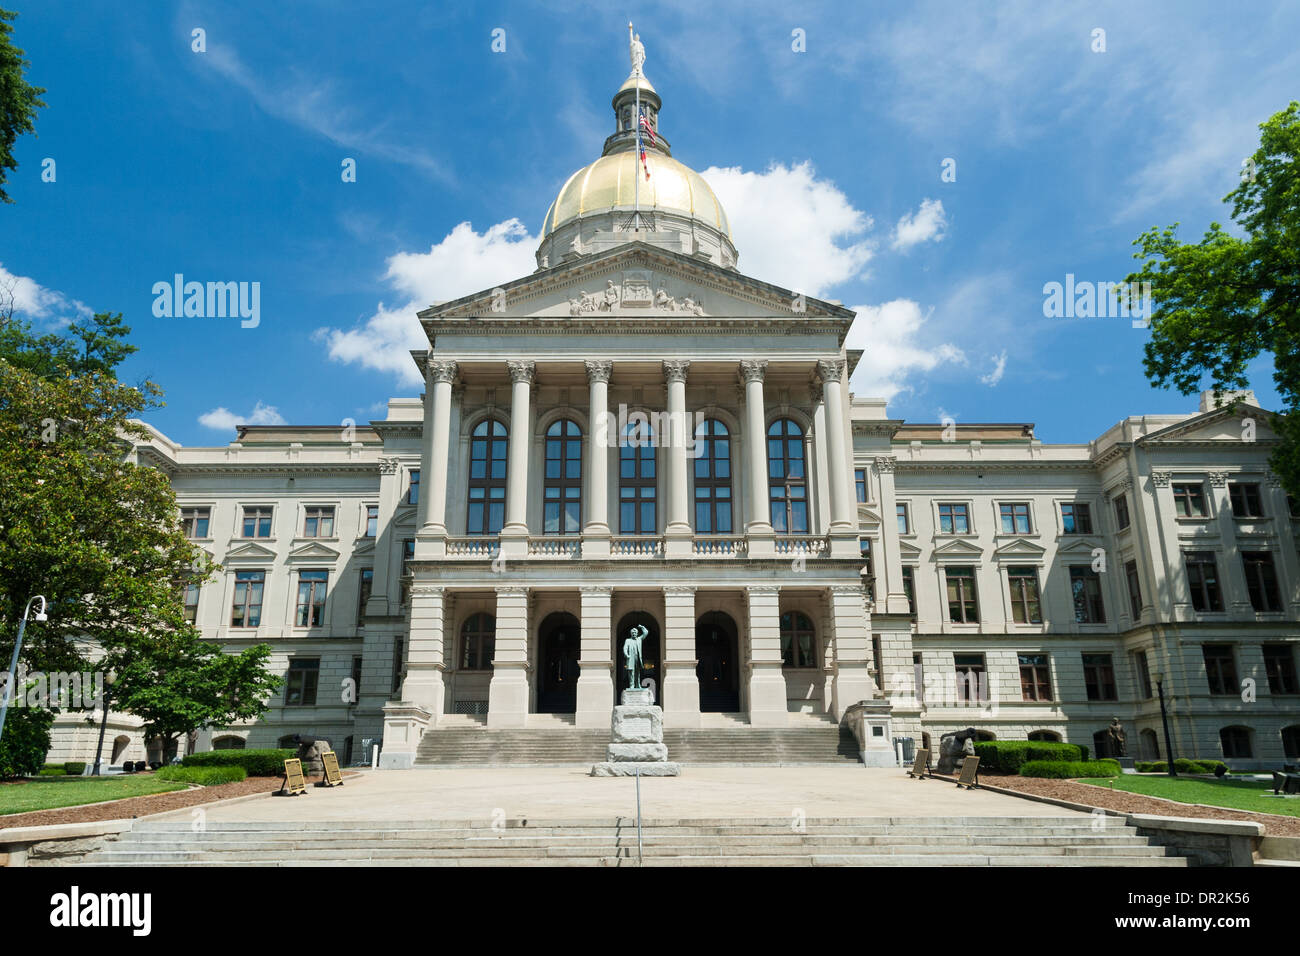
top-left (628, 22), bottom-right (645, 75)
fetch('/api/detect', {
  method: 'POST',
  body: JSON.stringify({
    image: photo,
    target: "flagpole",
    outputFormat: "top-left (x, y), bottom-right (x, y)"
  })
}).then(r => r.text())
top-left (634, 68), bottom-right (641, 230)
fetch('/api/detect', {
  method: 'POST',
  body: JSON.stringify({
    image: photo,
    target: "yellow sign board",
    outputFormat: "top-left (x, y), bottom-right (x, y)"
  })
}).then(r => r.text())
top-left (908, 748), bottom-right (930, 779)
top-left (956, 755), bottom-right (980, 789)
top-left (320, 751), bottom-right (344, 787)
top-left (280, 757), bottom-right (307, 796)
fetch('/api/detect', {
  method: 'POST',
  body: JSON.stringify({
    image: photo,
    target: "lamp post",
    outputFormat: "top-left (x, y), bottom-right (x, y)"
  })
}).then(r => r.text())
top-left (1153, 668), bottom-right (1176, 777)
top-left (0, 595), bottom-right (48, 747)
top-left (91, 671), bottom-right (117, 776)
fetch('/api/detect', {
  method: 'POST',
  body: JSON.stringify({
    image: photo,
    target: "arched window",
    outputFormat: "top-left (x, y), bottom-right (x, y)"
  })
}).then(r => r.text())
top-left (779, 611), bottom-right (817, 668)
top-left (768, 418), bottom-right (808, 533)
top-left (1028, 730), bottom-right (1060, 742)
top-left (619, 420), bottom-right (657, 534)
top-left (974, 730), bottom-right (997, 742)
top-left (212, 735), bottom-right (246, 751)
top-left (467, 419), bottom-right (508, 535)
top-left (461, 613), bottom-right (496, 670)
top-left (1283, 725), bottom-right (1300, 760)
top-left (544, 419), bottom-right (583, 534)
top-left (694, 419), bottom-right (732, 533)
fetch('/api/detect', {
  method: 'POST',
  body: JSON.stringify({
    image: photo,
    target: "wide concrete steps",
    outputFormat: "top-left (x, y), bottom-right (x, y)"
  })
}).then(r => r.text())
top-left (59, 817), bottom-right (1187, 867)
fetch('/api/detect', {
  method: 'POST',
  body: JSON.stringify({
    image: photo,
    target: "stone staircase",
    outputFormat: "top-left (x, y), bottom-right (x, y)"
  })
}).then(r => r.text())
top-left (51, 817), bottom-right (1188, 867)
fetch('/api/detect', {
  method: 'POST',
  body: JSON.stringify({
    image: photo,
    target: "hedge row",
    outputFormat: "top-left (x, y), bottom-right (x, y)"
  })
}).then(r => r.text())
top-left (973, 741), bottom-right (1083, 773)
top-left (155, 765), bottom-right (248, 786)
top-left (1135, 759), bottom-right (1228, 774)
top-left (181, 749), bottom-right (295, 777)
top-left (1019, 759), bottom-right (1122, 778)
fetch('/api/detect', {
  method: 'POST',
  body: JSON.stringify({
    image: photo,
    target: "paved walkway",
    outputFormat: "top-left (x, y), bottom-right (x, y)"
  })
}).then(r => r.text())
top-left (180, 767), bottom-right (1085, 824)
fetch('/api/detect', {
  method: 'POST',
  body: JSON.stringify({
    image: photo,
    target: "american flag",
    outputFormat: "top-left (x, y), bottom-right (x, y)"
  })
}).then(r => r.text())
top-left (639, 107), bottom-right (657, 147)
top-left (637, 107), bottom-right (654, 180)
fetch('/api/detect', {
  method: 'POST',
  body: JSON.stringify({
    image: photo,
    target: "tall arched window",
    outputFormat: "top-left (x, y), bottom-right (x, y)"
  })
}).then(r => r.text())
top-left (619, 419), bottom-right (657, 534)
top-left (544, 419), bottom-right (583, 534)
top-left (780, 611), bottom-right (817, 668)
top-left (694, 419), bottom-right (732, 533)
top-left (461, 613), bottom-right (495, 670)
top-left (467, 419), bottom-right (508, 535)
top-left (768, 418), bottom-right (808, 533)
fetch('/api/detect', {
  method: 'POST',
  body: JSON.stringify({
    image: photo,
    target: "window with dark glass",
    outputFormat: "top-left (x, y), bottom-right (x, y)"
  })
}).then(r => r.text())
top-left (938, 503), bottom-right (970, 534)
top-left (467, 419), bottom-right (508, 535)
top-left (854, 469), bottom-right (867, 503)
top-left (351, 656), bottom-right (362, 699)
top-left (913, 652), bottom-right (924, 703)
top-left (406, 469), bottom-right (420, 505)
top-left (303, 506), bottom-right (335, 538)
top-left (1242, 551), bottom-right (1282, 612)
top-left (1284, 726), bottom-right (1300, 760)
top-left (231, 570), bottom-right (264, 627)
top-left (779, 611), bottom-right (817, 668)
top-left (295, 570), bottom-right (328, 627)
top-left (1114, 493), bottom-right (1131, 530)
top-left (364, 505), bottom-right (379, 537)
top-left (1290, 494), bottom-right (1300, 519)
top-left (693, 419), bottom-right (732, 533)
top-left (461, 613), bottom-right (496, 670)
top-left (1018, 653), bottom-right (1053, 701)
top-left (1083, 653), bottom-right (1118, 701)
top-left (400, 538), bottom-right (414, 605)
top-left (1000, 502), bottom-right (1031, 534)
top-left (954, 653), bottom-right (986, 703)
top-left (357, 568), bottom-right (373, 625)
top-left (767, 419), bottom-right (808, 533)
top-left (945, 566), bottom-right (979, 623)
top-left (1219, 726), bottom-right (1252, 759)
top-left (285, 658), bottom-right (319, 706)
top-left (901, 565), bottom-right (916, 616)
top-left (183, 581), bottom-right (200, 623)
top-left (1125, 560), bottom-right (1142, 618)
top-left (619, 420), bottom-right (657, 534)
top-left (391, 637), bottom-right (404, 694)
top-left (1202, 644), bottom-right (1237, 695)
top-left (897, 503), bottom-right (910, 534)
top-left (544, 419), bottom-right (583, 534)
top-left (1061, 502), bottom-right (1092, 534)
top-left (1172, 482), bottom-right (1207, 517)
top-left (181, 507), bottom-right (210, 538)
top-left (1264, 645), bottom-right (1299, 695)
top-left (1069, 566), bottom-right (1106, 623)
top-left (1134, 649), bottom-right (1153, 699)
top-left (1185, 551), bottom-right (1224, 611)
top-left (241, 506), bottom-right (273, 538)
top-left (1228, 481), bottom-right (1263, 518)
top-left (1007, 566), bottom-right (1042, 624)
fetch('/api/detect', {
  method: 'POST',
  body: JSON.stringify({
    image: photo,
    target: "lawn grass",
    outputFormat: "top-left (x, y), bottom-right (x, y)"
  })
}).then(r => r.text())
top-left (1077, 773), bottom-right (1300, 817)
top-left (0, 775), bottom-right (190, 816)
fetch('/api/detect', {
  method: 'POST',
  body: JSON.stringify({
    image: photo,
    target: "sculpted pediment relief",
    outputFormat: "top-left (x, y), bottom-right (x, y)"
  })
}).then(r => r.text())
top-left (567, 269), bottom-right (708, 317)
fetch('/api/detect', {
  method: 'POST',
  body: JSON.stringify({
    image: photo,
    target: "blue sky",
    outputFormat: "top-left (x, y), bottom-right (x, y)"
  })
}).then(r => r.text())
top-left (4, 1), bottom-right (1296, 446)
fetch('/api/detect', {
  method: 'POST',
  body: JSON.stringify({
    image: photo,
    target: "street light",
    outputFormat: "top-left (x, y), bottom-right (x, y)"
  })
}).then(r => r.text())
top-left (0, 595), bottom-right (48, 747)
top-left (1153, 668), bottom-right (1177, 778)
top-left (92, 671), bottom-right (117, 776)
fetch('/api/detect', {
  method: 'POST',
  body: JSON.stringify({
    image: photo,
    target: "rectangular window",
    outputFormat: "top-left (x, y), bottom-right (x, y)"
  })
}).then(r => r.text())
top-left (1114, 493), bottom-right (1131, 530)
top-left (240, 506), bottom-right (273, 538)
top-left (400, 538), bottom-right (414, 606)
top-left (181, 507), bottom-right (210, 539)
top-left (391, 637), bottom-right (405, 694)
top-left (285, 658), bottom-right (320, 706)
top-left (854, 468), bottom-right (867, 503)
top-left (938, 503), bottom-right (970, 534)
top-left (1263, 645), bottom-right (1299, 695)
top-left (999, 502), bottom-right (1032, 534)
top-left (1228, 481), bottom-right (1264, 518)
top-left (1134, 649), bottom-right (1153, 699)
top-left (945, 566), bottom-right (980, 623)
top-left (1185, 551), bottom-right (1224, 612)
top-left (1202, 644), bottom-right (1237, 695)
top-left (1069, 566), bottom-right (1106, 624)
top-left (231, 570), bottom-right (264, 627)
top-left (913, 653), bottom-right (924, 704)
top-left (365, 505), bottom-right (379, 538)
top-left (357, 568), bottom-right (373, 625)
top-left (1290, 494), bottom-right (1300, 519)
top-left (295, 570), bottom-right (328, 627)
top-left (1007, 566), bottom-right (1042, 624)
top-left (1060, 502), bottom-right (1092, 534)
top-left (1242, 551), bottom-right (1282, 612)
top-left (1083, 653), bottom-right (1118, 701)
top-left (954, 653), bottom-right (986, 704)
top-left (350, 656), bottom-right (363, 700)
top-left (1018, 653), bottom-right (1053, 702)
top-left (1125, 559), bottom-right (1142, 619)
top-left (182, 581), bottom-right (201, 623)
top-left (303, 506), bottom-right (335, 538)
top-left (1172, 482), bottom-right (1207, 517)
top-left (407, 469), bottom-right (420, 505)
top-left (896, 502), bottom-right (910, 534)
top-left (901, 566), bottom-right (916, 616)
top-left (1221, 727), bottom-right (1252, 759)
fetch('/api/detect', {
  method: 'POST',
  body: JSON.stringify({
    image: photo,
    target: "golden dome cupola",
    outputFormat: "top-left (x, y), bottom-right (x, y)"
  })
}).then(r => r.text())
top-left (536, 25), bottom-right (737, 271)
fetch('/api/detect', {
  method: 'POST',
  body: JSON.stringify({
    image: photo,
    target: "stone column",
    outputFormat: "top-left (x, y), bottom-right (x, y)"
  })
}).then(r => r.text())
top-left (746, 585), bottom-right (788, 727)
top-left (575, 586), bottom-right (614, 727)
top-left (740, 360), bottom-right (775, 557)
top-left (400, 584), bottom-right (447, 718)
top-left (873, 456), bottom-right (912, 614)
top-left (662, 586), bottom-right (700, 728)
top-left (818, 359), bottom-right (858, 558)
top-left (500, 361), bottom-right (535, 558)
top-left (487, 586), bottom-right (530, 728)
top-left (583, 361), bottom-right (612, 558)
top-left (1264, 471), bottom-right (1300, 613)
top-left (417, 360), bottom-right (457, 556)
top-left (663, 360), bottom-right (692, 557)
top-left (828, 584), bottom-right (879, 721)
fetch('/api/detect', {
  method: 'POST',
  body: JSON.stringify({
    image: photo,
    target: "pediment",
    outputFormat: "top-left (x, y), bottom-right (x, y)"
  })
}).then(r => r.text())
top-left (856, 504), bottom-right (882, 527)
top-left (932, 537), bottom-right (984, 559)
top-left (1141, 403), bottom-right (1277, 445)
top-left (352, 537), bottom-right (376, 556)
top-left (992, 537), bottom-right (1047, 561)
top-left (287, 541), bottom-right (342, 561)
top-left (223, 541), bottom-right (277, 561)
top-left (898, 540), bottom-right (923, 559)
top-left (392, 505), bottom-right (418, 525)
top-left (1057, 536), bottom-right (1105, 555)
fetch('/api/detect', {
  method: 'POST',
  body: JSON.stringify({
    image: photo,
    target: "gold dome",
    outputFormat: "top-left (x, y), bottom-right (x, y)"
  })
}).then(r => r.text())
top-left (541, 150), bottom-right (732, 239)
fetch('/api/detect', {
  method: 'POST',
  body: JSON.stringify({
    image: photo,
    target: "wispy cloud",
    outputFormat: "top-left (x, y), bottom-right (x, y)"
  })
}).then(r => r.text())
top-left (0, 263), bottom-right (92, 326)
top-left (980, 350), bottom-right (1009, 387)
top-left (846, 299), bottom-right (965, 401)
top-left (199, 401), bottom-right (287, 431)
top-left (892, 198), bottom-right (947, 251)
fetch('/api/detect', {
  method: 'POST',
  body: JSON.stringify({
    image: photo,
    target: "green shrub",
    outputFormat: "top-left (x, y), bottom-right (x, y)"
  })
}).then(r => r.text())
top-left (1076, 744), bottom-right (1090, 763)
top-left (1138, 758), bottom-right (1229, 774)
top-left (63, 761), bottom-right (86, 775)
top-left (1020, 759), bottom-right (1122, 778)
top-left (973, 741), bottom-right (1083, 773)
top-left (155, 765), bottom-right (247, 786)
top-left (181, 748), bottom-right (294, 777)
top-left (0, 706), bottom-right (55, 779)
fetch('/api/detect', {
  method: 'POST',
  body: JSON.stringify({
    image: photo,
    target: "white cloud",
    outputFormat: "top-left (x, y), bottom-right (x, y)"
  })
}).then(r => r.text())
top-left (0, 263), bottom-right (92, 325)
top-left (845, 299), bottom-right (965, 401)
top-left (198, 401), bottom-right (287, 431)
top-left (316, 219), bottom-right (539, 385)
top-left (892, 199), bottom-right (947, 250)
top-left (980, 350), bottom-right (1008, 387)
top-left (701, 161), bottom-right (874, 297)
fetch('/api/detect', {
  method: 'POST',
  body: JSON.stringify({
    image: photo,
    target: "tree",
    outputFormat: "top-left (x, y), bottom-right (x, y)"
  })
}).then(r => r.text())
top-left (0, 688), bottom-right (54, 778)
top-left (0, 7), bottom-right (45, 203)
top-left (1125, 102), bottom-right (1300, 494)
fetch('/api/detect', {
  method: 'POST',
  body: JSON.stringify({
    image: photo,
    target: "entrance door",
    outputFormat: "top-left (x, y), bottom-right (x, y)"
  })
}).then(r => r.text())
top-left (537, 612), bottom-right (580, 713)
top-left (615, 611), bottom-right (661, 702)
top-left (696, 611), bottom-right (740, 712)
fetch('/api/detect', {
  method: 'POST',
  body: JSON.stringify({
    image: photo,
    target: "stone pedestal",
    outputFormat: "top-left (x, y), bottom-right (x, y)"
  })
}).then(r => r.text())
top-left (590, 688), bottom-right (680, 776)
